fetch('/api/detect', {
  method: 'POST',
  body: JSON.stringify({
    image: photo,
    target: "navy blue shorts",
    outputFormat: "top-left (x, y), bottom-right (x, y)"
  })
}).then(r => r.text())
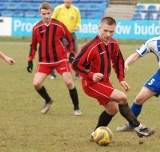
top-left (144, 69), bottom-right (160, 97)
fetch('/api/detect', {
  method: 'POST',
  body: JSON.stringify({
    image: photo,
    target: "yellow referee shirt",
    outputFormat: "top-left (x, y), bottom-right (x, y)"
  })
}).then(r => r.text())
top-left (52, 4), bottom-right (81, 33)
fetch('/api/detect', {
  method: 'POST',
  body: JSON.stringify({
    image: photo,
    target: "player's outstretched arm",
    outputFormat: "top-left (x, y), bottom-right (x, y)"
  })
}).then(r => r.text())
top-left (125, 52), bottom-right (141, 72)
top-left (0, 51), bottom-right (15, 65)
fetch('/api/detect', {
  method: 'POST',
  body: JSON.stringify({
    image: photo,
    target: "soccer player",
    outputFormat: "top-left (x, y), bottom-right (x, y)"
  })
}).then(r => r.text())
top-left (116, 35), bottom-right (160, 132)
top-left (26, 2), bottom-right (82, 116)
top-left (0, 51), bottom-right (15, 65)
top-left (72, 16), bottom-right (154, 140)
top-left (51, 0), bottom-right (81, 80)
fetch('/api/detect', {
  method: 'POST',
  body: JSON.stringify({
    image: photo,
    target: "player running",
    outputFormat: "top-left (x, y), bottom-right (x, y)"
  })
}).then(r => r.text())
top-left (72, 16), bottom-right (154, 139)
top-left (116, 35), bottom-right (160, 133)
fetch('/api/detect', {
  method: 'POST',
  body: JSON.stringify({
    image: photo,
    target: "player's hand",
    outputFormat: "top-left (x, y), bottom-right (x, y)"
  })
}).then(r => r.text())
top-left (93, 73), bottom-right (104, 82)
top-left (120, 81), bottom-right (131, 92)
top-left (27, 61), bottom-right (33, 73)
top-left (69, 53), bottom-right (75, 63)
top-left (5, 57), bottom-right (15, 65)
top-left (124, 63), bottom-right (129, 72)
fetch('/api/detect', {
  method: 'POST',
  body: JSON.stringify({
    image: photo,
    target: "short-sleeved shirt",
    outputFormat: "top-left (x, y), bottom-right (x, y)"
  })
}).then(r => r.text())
top-left (136, 35), bottom-right (160, 66)
top-left (136, 35), bottom-right (160, 96)
top-left (52, 4), bottom-right (81, 33)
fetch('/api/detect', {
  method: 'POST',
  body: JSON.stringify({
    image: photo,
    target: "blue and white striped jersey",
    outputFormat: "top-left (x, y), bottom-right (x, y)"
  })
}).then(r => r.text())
top-left (136, 35), bottom-right (160, 64)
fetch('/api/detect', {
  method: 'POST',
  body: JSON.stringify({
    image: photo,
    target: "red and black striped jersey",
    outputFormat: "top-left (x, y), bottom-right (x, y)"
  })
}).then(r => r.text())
top-left (28, 19), bottom-right (75, 64)
top-left (72, 36), bottom-right (125, 82)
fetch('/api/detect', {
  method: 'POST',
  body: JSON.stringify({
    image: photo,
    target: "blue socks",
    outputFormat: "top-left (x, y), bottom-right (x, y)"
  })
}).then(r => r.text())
top-left (129, 102), bottom-right (142, 126)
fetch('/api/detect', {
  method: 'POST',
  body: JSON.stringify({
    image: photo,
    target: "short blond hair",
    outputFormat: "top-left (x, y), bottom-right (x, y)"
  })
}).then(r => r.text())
top-left (100, 16), bottom-right (116, 26)
top-left (39, 2), bottom-right (52, 11)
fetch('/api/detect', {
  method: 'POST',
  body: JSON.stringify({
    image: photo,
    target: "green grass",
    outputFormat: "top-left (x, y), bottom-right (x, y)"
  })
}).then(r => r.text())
top-left (140, 0), bottom-right (159, 3)
top-left (0, 38), bottom-right (160, 152)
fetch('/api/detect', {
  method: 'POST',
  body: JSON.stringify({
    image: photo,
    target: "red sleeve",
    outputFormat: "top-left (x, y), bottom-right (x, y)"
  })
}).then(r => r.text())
top-left (28, 27), bottom-right (37, 61)
top-left (72, 44), bottom-right (94, 80)
top-left (61, 23), bottom-right (76, 54)
top-left (111, 42), bottom-right (125, 82)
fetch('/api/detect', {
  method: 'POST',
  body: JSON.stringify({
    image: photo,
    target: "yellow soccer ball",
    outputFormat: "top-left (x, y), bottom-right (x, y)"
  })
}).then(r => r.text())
top-left (93, 126), bottom-right (113, 146)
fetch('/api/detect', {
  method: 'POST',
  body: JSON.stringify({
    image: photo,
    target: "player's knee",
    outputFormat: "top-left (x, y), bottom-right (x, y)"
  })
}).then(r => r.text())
top-left (118, 93), bottom-right (128, 104)
top-left (33, 82), bottom-right (41, 90)
top-left (65, 80), bottom-right (74, 89)
top-left (110, 106), bottom-right (119, 115)
top-left (105, 102), bottom-right (119, 115)
top-left (135, 96), bottom-right (144, 104)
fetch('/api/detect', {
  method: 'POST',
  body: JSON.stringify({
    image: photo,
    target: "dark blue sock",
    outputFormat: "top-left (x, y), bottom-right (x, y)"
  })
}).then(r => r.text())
top-left (129, 102), bottom-right (142, 126)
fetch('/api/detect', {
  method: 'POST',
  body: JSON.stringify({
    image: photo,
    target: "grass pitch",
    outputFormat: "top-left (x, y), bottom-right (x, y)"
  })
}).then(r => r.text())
top-left (0, 38), bottom-right (160, 152)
